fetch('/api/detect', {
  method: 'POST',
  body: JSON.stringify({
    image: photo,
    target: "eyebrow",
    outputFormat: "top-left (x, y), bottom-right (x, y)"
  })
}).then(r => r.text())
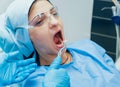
top-left (50, 6), bottom-right (55, 11)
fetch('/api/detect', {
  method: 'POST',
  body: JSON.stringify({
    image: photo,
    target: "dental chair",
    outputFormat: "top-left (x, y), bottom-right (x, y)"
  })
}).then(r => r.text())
top-left (111, 0), bottom-right (120, 72)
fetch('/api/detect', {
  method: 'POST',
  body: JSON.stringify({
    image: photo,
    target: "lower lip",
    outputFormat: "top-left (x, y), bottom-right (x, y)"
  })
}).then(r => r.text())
top-left (56, 43), bottom-right (64, 49)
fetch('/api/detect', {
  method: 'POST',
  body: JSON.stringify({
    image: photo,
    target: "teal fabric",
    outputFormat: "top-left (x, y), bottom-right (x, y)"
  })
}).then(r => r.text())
top-left (42, 55), bottom-right (70, 87)
top-left (0, 0), bottom-right (37, 85)
top-left (23, 39), bottom-right (120, 87)
top-left (0, 13), bottom-right (18, 53)
top-left (5, 0), bottom-right (35, 58)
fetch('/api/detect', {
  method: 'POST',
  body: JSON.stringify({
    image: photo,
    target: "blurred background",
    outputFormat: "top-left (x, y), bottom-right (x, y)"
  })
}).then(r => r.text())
top-left (0, 0), bottom-right (119, 64)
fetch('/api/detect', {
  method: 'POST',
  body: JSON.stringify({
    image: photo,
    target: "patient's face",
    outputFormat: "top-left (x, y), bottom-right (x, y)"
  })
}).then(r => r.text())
top-left (28, 0), bottom-right (65, 59)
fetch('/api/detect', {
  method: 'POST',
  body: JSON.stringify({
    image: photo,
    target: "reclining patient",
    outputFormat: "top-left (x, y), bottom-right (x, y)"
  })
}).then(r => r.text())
top-left (2, 0), bottom-right (120, 87)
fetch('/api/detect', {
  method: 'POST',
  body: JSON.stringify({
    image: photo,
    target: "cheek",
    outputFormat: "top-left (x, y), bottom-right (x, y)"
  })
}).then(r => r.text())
top-left (29, 29), bottom-right (51, 47)
top-left (30, 30), bottom-right (46, 43)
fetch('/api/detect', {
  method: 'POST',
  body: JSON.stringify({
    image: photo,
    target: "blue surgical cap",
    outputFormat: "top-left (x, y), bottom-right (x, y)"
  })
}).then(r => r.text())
top-left (5, 0), bottom-right (35, 58)
top-left (0, 13), bottom-right (17, 53)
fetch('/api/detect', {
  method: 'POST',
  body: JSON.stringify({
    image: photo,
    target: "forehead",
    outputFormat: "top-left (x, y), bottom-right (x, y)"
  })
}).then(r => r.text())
top-left (29, 0), bottom-right (53, 20)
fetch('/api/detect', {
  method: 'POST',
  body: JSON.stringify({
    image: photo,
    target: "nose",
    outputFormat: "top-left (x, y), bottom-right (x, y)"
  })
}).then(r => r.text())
top-left (48, 14), bottom-right (58, 28)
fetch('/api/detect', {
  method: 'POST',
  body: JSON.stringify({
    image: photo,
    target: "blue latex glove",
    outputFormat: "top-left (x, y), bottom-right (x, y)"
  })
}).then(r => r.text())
top-left (0, 51), bottom-right (37, 86)
top-left (112, 5), bottom-right (120, 26)
top-left (112, 15), bottom-right (120, 26)
top-left (42, 55), bottom-right (70, 87)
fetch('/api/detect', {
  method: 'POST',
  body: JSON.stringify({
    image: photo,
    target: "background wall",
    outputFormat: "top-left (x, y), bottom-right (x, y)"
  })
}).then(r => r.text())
top-left (0, 0), bottom-right (93, 44)
top-left (51, 0), bottom-right (93, 43)
top-left (0, 0), bottom-right (14, 14)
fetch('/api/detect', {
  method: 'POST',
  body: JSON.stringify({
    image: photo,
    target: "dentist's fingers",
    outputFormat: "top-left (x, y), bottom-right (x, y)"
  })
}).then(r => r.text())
top-left (17, 58), bottom-right (36, 67)
top-left (14, 63), bottom-right (37, 83)
top-left (14, 69), bottom-right (34, 83)
top-left (48, 46), bottom-right (66, 70)
top-left (6, 51), bottom-right (19, 61)
top-left (16, 63), bottom-right (37, 74)
top-left (49, 55), bottom-right (62, 70)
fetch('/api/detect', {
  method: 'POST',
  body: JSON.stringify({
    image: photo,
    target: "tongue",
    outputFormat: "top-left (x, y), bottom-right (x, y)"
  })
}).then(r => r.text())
top-left (54, 34), bottom-right (62, 44)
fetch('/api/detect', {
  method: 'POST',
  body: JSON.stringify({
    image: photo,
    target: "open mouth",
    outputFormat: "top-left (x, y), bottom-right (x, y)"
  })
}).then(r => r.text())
top-left (53, 30), bottom-right (63, 47)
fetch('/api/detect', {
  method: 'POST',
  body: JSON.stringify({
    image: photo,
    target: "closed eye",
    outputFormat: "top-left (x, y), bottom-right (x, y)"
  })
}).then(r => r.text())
top-left (53, 12), bottom-right (58, 16)
top-left (35, 20), bottom-right (43, 26)
top-left (34, 14), bottom-right (45, 26)
top-left (51, 6), bottom-right (59, 16)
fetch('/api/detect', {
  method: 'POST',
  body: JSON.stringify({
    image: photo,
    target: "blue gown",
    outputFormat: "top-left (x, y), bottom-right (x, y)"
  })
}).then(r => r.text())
top-left (22, 39), bottom-right (120, 87)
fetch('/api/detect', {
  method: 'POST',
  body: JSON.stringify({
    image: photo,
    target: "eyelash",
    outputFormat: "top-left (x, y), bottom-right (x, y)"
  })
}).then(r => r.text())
top-left (35, 18), bottom-right (44, 26)
top-left (53, 11), bottom-right (58, 16)
top-left (35, 20), bottom-right (42, 26)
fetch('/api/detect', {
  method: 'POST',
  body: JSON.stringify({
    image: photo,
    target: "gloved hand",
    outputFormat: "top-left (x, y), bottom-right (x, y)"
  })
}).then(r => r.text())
top-left (112, 15), bottom-right (120, 26)
top-left (0, 51), bottom-right (37, 86)
top-left (112, 5), bottom-right (120, 26)
top-left (42, 55), bottom-right (70, 87)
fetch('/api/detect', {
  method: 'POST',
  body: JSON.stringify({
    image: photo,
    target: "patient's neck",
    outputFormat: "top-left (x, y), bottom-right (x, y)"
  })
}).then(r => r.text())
top-left (39, 51), bottom-right (72, 66)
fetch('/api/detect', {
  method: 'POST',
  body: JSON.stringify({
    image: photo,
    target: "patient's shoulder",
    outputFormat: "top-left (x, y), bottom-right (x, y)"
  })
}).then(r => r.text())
top-left (67, 39), bottom-right (106, 57)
